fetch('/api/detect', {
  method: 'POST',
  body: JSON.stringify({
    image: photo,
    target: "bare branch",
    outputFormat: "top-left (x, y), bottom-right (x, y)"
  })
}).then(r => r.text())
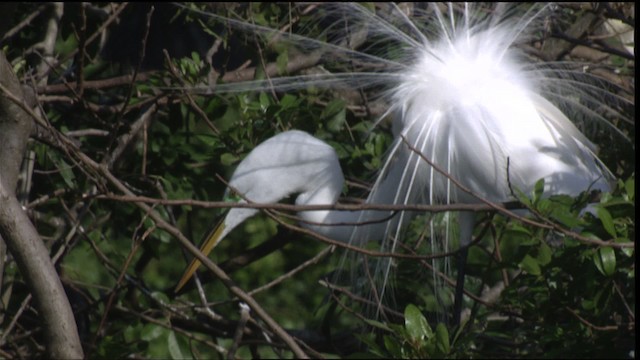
top-left (0, 52), bottom-right (83, 359)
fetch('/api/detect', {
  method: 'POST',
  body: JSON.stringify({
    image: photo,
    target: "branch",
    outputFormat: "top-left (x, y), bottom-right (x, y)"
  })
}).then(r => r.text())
top-left (95, 192), bottom-right (535, 213)
top-left (29, 120), bottom-right (309, 358)
top-left (0, 52), bottom-right (83, 358)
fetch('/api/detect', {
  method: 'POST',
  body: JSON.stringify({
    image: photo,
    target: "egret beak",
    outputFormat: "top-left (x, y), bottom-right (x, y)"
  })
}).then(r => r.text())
top-left (175, 220), bottom-right (226, 293)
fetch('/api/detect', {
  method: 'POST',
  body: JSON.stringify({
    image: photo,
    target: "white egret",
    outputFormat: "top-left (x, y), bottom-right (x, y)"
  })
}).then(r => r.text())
top-left (176, 3), bottom-right (629, 321)
top-left (175, 130), bottom-right (354, 291)
top-left (175, 130), bottom-right (393, 292)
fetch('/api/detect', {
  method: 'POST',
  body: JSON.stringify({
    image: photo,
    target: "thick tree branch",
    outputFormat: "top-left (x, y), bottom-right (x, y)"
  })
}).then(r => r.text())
top-left (0, 52), bottom-right (83, 359)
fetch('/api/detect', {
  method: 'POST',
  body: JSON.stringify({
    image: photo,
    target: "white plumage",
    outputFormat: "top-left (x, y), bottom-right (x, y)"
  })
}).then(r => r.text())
top-left (176, 3), bottom-right (627, 319)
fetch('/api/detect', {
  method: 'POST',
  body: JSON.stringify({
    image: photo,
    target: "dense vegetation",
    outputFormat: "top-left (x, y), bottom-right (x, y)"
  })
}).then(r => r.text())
top-left (0, 3), bottom-right (634, 358)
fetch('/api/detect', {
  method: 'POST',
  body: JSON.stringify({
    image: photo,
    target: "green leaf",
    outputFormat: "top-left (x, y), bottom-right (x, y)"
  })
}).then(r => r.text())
top-left (404, 304), bottom-right (431, 340)
top-left (499, 224), bottom-right (537, 263)
top-left (279, 94), bottom-right (298, 109)
top-left (519, 254), bottom-right (541, 276)
top-left (220, 153), bottom-right (239, 166)
top-left (362, 318), bottom-right (394, 332)
top-left (322, 99), bottom-right (346, 132)
top-left (537, 241), bottom-right (552, 266)
top-left (48, 151), bottom-right (76, 188)
top-left (581, 298), bottom-right (595, 310)
top-left (123, 324), bottom-right (143, 343)
top-left (383, 335), bottom-right (402, 357)
top-left (276, 49), bottom-right (289, 74)
top-left (435, 323), bottom-right (450, 355)
top-left (624, 176), bottom-right (634, 200)
top-left (535, 198), bottom-right (552, 214)
top-left (151, 291), bottom-right (170, 305)
top-left (548, 196), bottom-right (580, 228)
top-left (596, 206), bottom-right (616, 238)
top-left (141, 324), bottom-right (164, 342)
top-left (593, 247), bottom-right (616, 276)
top-left (354, 333), bottom-right (384, 358)
top-left (327, 107), bottom-right (346, 132)
top-left (167, 331), bottom-right (186, 360)
top-left (532, 178), bottom-right (545, 203)
top-left (321, 99), bottom-right (345, 118)
top-left (259, 91), bottom-right (270, 110)
top-left (615, 237), bottom-right (634, 257)
top-left (217, 105), bottom-right (242, 132)
top-left (513, 186), bottom-right (532, 207)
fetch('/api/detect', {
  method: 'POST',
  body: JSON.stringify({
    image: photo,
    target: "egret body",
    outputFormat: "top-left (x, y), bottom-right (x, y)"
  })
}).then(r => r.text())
top-left (176, 130), bottom-right (383, 291)
top-left (176, 3), bottom-right (626, 316)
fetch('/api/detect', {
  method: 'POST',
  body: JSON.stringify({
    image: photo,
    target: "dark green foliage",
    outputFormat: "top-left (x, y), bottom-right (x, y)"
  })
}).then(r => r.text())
top-left (0, 2), bottom-right (634, 358)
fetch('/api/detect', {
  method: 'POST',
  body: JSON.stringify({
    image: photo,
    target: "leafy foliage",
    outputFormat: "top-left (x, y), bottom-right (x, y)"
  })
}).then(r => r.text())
top-left (0, 2), bottom-right (634, 358)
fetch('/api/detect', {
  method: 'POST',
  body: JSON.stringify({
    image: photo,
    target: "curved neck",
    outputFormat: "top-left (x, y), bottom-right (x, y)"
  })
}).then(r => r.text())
top-left (299, 207), bottom-right (397, 245)
top-left (298, 208), bottom-right (359, 243)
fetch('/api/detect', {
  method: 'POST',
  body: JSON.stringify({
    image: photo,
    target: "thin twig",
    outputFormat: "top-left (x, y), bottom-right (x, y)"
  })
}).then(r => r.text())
top-left (1, 5), bottom-right (47, 43)
top-left (565, 306), bottom-right (619, 331)
top-left (612, 281), bottom-right (635, 322)
top-left (94, 193), bottom-right (526, 213)
top-left (249, 246), bottom-right (332, 296)
top-left (227, 303), bottom-right (251, 359)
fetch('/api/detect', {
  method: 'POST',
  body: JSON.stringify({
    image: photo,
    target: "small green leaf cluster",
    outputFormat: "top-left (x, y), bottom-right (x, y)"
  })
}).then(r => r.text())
top-left (358, 304), bottom-right (450, 359)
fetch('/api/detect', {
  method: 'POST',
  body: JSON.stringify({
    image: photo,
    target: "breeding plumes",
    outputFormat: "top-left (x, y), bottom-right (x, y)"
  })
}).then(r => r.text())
top-left (176, 3), bottom-right (632, 323)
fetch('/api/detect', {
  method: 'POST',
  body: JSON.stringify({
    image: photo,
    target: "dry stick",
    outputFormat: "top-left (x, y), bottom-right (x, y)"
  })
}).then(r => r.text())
top-left (0, 294), bottom-right (33, 346)
top-left (227, 303), bottom-right (251, 359)
top-left (39, 72), bottom-right (156, 94)
top-left (320, 279), bottom-right (404, 321)
top-left (105, 103), bottom-right (158, 169)
top-left (1, 4), bottom-right (47, 42)
top-left (64, 128), bottom-right (110, 137)
top-left (564, 306), bottom-right (619, 331)
top-left (91, 211), bottom-right (157, 352)
top-left (613, 281), bottom-right (635, 322)
top-left (115, 304), bottom-right (228, 356)
top-left (37, 93), bottom-right (166, 115)
top-left (96, 193), bottom-right (520, 213)
top-left (249, 7), bottom-right (279, 102)
top-left (72, 3), bottom-right (87, 97)
top-left (194, 275), bottom-right (221, 324)
top-left (94, 189), bottom-right (631, 260)
top-left (361, 254), bottom-right (390, 322)
top-left (98, 193), bottom-right (570, 260)
top-left (249, 246), bottom-right (332, 296)
top-left (249, 202), bottom-right (472, 261)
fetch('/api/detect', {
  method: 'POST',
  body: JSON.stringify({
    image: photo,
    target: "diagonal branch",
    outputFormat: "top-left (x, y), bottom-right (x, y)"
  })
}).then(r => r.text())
top-left (0, 51), bottom-right (83, 359)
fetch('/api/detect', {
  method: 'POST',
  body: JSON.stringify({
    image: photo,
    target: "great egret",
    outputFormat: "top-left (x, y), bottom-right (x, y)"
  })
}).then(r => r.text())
top-left (176, 3), bottom-right (629, 320)
top-left (175, 130), bottom-right (401, 292)
top-left (176, 130), bottom-right (356, 291)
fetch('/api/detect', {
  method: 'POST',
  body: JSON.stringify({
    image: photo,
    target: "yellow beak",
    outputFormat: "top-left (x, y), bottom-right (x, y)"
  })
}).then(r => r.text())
top-left (175, 220), bottom-right (226, 293)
